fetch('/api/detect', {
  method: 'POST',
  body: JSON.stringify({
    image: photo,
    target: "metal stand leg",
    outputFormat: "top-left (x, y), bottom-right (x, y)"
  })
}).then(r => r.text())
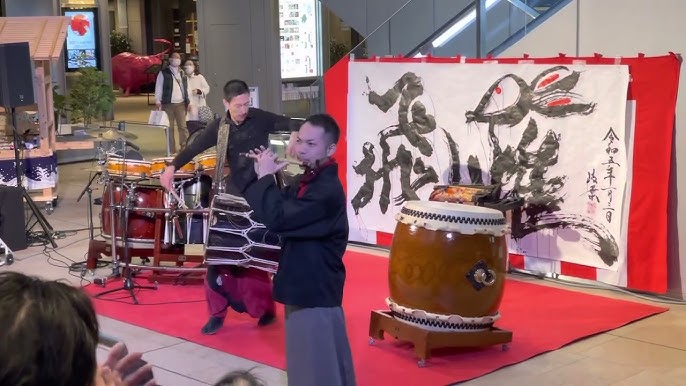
top-left (94, 179), bottom-right (157, 304)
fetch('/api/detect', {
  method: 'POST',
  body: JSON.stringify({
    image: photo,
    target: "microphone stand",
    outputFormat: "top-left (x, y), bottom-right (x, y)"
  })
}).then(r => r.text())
top-left (77, 170), bottom-right (101, 240)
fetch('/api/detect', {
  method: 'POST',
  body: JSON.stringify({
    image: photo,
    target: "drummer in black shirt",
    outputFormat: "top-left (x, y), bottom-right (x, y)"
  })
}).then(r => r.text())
top-left (159, 79), bottom-right (301, 334)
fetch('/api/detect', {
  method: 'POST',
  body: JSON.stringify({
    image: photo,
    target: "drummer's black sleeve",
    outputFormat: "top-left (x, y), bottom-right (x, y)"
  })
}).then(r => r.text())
top-left (172, 117), bottom-right (220, 169)
top-left (244, 175), bottom-right (335, 239)
top-left (265, 112), bottom-right (304, 134)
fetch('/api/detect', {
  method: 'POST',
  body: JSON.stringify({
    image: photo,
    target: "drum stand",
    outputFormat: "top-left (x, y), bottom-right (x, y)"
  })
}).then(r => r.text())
top-left (94, 164), bottom-right (157, 304)
top-left (368, 311), bottom-right (512, 367)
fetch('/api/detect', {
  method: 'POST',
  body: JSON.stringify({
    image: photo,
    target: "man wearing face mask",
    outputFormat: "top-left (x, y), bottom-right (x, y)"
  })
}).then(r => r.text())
top-left (159, 79), bottom-right (301, 334)
top-left (155, 52), bottom-right (190, 153)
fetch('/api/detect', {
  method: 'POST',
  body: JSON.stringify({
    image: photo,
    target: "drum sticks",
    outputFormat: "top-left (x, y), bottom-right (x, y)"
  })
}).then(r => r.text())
top-left (239, 152), bottom-right (304, 166)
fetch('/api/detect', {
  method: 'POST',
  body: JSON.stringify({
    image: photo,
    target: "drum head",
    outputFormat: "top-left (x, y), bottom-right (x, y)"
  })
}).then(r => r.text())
top-left (397, 200), bottom-right (506, 235)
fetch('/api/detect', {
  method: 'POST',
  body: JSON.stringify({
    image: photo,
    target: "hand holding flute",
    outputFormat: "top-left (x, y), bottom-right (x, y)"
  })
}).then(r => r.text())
top-left (243, 146), bottom-right (300, 179)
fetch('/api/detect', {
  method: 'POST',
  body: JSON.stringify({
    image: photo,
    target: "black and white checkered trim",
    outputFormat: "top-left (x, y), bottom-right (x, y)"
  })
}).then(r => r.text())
top-left (400, 207), bottom-right (506, 226)
top-left (391, 311), bottom-right (494, 331)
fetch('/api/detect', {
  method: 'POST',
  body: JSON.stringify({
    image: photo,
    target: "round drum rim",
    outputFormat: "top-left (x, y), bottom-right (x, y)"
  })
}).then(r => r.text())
top-left (396, 200), bottom-right (507, 236)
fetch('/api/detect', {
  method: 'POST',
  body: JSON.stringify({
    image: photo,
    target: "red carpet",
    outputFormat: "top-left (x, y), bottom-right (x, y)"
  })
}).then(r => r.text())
top-left (87, 251), bottom-right (667, 386)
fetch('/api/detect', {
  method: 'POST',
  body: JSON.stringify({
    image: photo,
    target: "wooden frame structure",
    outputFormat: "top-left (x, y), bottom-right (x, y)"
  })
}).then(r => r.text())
top-left (0, 16), bottom-right (94, 202)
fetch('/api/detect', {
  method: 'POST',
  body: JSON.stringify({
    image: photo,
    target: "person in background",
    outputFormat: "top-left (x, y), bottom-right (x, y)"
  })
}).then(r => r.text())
top-left (0, 271), bottom-right (156, 386)
top-left (155, 51), bottom-right (190, 153)
top-left (242, 114), bottom-right (356, 386)
top-left (183, 59), bottom-right (211, 123)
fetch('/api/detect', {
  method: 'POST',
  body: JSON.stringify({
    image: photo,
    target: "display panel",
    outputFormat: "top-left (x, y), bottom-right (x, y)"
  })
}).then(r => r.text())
top-left (63, 8), bottom-right (101, 71)
top-left (279, 0), bottom-right (321, 79)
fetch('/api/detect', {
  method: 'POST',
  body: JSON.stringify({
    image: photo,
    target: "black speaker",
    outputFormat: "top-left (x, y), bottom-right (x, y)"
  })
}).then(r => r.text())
top-left (0, 42), bottom-right (35, 108)
top-left (0, 185), bottom-right (27, 251)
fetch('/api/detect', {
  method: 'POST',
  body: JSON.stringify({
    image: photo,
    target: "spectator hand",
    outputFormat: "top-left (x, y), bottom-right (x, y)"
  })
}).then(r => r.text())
top-left (101, 342), bottom-right (156, 386)
top-left (286, 131), bottom-right (299, 158)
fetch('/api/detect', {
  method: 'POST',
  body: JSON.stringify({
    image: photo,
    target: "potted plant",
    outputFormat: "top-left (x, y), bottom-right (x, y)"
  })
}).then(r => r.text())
top-left (110, 30), bottom-right (132, 57)
top-left (67, 67), bottom-right (116, 128)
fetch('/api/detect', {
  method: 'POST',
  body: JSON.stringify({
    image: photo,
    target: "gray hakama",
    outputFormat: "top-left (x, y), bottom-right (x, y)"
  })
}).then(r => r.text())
top-left (285, 306), bottom-right (357, 386)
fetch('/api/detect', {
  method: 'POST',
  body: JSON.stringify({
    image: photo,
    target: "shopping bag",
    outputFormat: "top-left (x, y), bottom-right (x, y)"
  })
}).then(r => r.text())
top-left (148, 110), bottom-right (170, 127)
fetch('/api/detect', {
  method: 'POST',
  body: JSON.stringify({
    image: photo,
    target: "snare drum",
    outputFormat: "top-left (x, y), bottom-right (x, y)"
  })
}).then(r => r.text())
top-left (196, 153), bottom-right (217, 174)
top-left (106, 158), bottom-right (152, 178)
top-left (387, 201), bottom-right (508, 331)
top-left (203, 193), bottom-right (281, 273)
top-left (150, 157), bottom-right (196, 177)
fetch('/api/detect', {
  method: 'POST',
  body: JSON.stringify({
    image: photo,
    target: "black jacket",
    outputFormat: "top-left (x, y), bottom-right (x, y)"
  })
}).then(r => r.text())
top-left (243, 162), bottom-right (349, 308)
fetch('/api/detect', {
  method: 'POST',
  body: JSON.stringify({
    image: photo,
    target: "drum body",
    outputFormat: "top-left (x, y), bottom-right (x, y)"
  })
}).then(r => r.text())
top-left (164, 175), bottom-right (213, 245)
top-left (106, 158), bottom-right (151, 178)
top-left (101, 183), bottom-right (164, 246)
top-left (388, 201), bottom-right (507, 331)
top-left (203, 193), bottom-right (281, 273)
top-left (197, 153), bottom-right (217, 174)
top-left (150, 157), bottom-right (196, 177)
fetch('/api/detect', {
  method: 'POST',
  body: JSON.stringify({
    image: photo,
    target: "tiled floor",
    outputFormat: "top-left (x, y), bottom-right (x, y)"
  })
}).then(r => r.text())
top-left (4, 96), bottom-right (686, 385)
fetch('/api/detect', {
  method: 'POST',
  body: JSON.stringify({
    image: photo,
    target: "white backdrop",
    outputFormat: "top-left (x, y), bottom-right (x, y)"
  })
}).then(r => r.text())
top-left (346, 61), bottom-right (630, 270)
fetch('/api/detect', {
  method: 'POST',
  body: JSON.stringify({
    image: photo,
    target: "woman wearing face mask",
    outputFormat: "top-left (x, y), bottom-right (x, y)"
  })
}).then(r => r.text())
top-left (184, 59), bottom-right (211, 123)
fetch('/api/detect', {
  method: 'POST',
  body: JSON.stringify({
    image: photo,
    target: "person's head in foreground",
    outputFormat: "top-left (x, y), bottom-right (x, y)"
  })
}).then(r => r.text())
top-left (0, 271), bottom-right (100, 386)
top-left (295, 113), bottom-right (341, 168)
top-left (213, 369), bottom-right (265, 386)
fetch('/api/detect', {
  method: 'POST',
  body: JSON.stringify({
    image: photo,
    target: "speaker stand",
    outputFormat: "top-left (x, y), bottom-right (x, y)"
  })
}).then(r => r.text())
top-left (9, 108), bottom-right (57, 248)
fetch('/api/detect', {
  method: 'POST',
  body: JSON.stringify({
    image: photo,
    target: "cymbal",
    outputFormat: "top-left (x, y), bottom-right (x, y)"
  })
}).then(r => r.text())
top-left (93, 128), bottom-right (138, 141)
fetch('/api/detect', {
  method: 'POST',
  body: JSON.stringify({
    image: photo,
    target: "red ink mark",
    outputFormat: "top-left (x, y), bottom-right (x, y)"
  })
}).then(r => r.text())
top-left (547, 97), bottom-right (572, 107)
top-left (495, 86), bottom-right (502, 94)
top-left (587, 201), bottom-right (597, 216)
top-left (538, 74), bottom-right (560, 88)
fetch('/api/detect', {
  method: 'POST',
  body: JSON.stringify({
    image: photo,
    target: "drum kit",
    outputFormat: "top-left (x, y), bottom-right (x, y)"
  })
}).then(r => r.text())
top-left (81, 126), bottom-right (299, 302)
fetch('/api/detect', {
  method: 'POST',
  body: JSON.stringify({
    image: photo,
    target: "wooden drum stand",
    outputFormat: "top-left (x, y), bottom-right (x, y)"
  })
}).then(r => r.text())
top-left (368, 311), bottom-right (512, 367)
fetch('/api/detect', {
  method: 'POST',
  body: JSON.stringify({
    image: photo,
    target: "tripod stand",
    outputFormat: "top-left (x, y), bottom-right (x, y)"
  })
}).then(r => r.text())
top-left (8, 107), bottom-right (57, 248)
top-left (94, 173), bottom-right (156, 304)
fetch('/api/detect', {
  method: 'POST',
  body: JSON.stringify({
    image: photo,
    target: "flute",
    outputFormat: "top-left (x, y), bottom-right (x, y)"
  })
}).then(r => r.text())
top-left (239, 152), bottom-right (304, 166)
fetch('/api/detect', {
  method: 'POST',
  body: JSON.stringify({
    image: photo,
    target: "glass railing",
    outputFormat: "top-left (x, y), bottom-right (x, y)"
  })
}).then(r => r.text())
top-left (302, 0), bottom-right (571, 114)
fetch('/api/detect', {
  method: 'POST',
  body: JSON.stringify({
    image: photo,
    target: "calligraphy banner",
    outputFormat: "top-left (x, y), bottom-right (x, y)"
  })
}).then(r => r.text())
top-left (346, 62), bottom-right (630, 271)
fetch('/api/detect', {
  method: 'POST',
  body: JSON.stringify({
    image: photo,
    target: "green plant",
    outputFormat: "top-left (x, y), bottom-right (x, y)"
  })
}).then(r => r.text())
top-left (110, 30), bottom-right (132, 56)
top-left (329, 40), bottom-right (349, 66)
top-left (52, 84), bottom-right (67, 118)
top-left (67, 68), bottom-right (116, 125)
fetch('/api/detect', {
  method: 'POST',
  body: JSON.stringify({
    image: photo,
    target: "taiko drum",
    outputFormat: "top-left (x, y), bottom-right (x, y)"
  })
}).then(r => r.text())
top-left (388, 201), bottom-right (508, 324)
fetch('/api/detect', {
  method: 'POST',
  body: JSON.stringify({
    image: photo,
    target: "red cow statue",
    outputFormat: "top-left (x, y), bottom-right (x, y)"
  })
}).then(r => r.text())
top-left (111, 38), bottom-right (172, 96)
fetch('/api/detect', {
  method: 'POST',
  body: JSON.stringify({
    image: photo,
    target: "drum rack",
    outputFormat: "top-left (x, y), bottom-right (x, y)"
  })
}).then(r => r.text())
top-left (368, 310), bottom-right (512, 367)
top-left (86, 206), bottom-right (210, 286)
